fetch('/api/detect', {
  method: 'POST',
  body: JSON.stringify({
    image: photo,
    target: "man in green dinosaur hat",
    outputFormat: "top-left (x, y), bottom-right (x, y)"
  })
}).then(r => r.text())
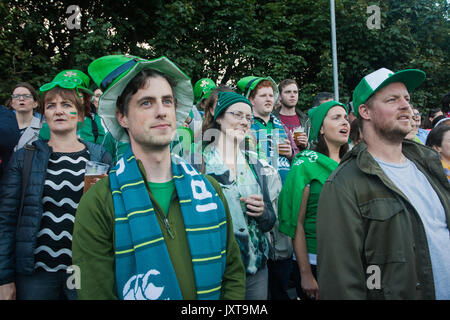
top-left (72, 54), bottom-right (245, 300)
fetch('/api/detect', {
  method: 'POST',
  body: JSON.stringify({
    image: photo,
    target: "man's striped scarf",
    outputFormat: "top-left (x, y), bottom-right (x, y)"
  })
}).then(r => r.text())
top-left (251, 114), bottom-right (291, 184)
top-left (110, 146), bottom-right (227, 300)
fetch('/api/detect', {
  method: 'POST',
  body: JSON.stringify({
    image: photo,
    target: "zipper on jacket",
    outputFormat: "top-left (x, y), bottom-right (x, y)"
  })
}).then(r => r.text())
top-left (163, 217), bottom-right (175, 239)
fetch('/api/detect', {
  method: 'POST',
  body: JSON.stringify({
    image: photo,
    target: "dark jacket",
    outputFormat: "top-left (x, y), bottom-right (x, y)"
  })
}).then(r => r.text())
top-left (0, 139), bottom-right (112, 285)
top-left (317, 140), bottom-right (450, 299)
top-left (0, 106), bottom-right (20, 179)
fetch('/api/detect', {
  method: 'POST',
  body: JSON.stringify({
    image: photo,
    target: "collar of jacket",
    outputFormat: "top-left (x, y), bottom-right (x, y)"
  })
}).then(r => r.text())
top-left (33, 138), bottom-right (92, 154)
top-left (344, 139), bottom-right (450, 196)
top-left (253, 114), bottom-right (275, 127)
top-left (30, 116), bottom-right (42, 129)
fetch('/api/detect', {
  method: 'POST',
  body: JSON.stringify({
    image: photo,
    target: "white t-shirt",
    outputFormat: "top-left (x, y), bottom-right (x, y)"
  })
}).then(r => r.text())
top-left (374, 157), bottom-right (450, 300)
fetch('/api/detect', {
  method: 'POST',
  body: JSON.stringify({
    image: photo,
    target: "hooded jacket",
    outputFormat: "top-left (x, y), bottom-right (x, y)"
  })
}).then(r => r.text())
top-left (317, 140), bottom-right (450, 300)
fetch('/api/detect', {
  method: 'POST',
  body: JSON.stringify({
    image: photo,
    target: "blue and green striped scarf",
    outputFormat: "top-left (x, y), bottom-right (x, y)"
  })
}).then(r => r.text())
top-left (251, 114), bottom-right (291, 183)
top-left (110, 146), bottom-right (228, 300)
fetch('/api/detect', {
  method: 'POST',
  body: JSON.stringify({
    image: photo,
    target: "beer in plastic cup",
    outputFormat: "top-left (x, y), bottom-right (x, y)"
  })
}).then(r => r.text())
top-left (83, 161), bottom-right (109, 193)
top-left (293, 126), bottom-right (306, 140)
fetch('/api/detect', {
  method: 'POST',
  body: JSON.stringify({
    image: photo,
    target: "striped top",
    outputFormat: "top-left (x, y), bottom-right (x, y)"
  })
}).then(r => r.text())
top-left (34, 148), bottom-right (90, 272)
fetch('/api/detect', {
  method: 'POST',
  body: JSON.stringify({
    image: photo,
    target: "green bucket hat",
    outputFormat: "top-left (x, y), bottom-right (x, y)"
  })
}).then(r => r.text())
top-left (87, 54), bottom-right (194, 143)
top-left (39, 69), bottom-right (94, 96)
top-left (193, 78), bottom-right (216, 104)
top-left (236, 76), bottom-right (279, 103)
top-left (308, 100), bottom-right (348, 142)
top-left (353, 67), bottom-right (426, 118)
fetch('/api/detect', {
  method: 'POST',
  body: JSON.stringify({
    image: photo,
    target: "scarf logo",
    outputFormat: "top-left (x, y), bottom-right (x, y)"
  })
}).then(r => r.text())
top-left (116, 158), bottom-right (125, 175)
top-left (123, 269), bottom-right (166, 300)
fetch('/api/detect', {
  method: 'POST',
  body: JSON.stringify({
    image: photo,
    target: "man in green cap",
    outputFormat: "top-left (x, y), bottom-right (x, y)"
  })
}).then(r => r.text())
top-left (316, 67), bottom-right (450, 299)
top-left (237, 76), bottom-right (293, 183)
top-left (72, 55), bottom-right (245, 300)
top-left (237, 76), bottom-right (296, 300)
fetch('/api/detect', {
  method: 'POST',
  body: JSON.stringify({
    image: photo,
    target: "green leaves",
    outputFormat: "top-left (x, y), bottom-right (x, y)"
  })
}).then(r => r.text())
top-left (1, 0), bottom-right (448, 113)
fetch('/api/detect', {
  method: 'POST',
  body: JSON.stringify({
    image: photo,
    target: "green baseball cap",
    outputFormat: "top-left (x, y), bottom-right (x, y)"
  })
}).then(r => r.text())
top-left (87, 54), bottom-right (194, 143)
top-left (236, 76), bottom-right (279, 103)
top-left (193, 78), bottom-right (216, 104)
top-left (39, 69), bottom-right (94, 96)
top-left (308, 100), bottom-right (348, 142)
top-left (353, 67), bottom-right (426, 118)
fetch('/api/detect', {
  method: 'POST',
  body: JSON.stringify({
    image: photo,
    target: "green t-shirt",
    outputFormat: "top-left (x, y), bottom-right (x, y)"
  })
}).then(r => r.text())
top-left (147, 180), bottom-right (175, 216)
top-left (72, 163), bottom-right (245, 300)
top-left (303, 179), bottom-right (323, 255)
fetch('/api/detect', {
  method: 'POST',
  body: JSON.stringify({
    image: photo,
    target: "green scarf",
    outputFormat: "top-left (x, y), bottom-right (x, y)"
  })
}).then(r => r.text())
top-left (278, 150), bottom-right (338, 238)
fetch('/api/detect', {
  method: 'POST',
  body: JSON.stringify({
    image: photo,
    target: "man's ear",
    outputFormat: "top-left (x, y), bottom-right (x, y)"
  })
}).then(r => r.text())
top-left (116, 109), bottom-right (128, 129)
top-left (358, 104), bottom-right (371, 121)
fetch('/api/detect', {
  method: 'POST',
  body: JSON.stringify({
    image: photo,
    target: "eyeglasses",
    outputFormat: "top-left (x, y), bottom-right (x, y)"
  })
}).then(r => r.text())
top-left (413, 113), bottom-right (421, 119)
top-left (11, 94), bottom-right (33, 100)
top-left (225, 111), bottom-right (252, 123)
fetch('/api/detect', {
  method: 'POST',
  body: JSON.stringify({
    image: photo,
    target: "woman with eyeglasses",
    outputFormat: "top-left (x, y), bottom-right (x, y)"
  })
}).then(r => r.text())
top-left (7, 82), bottom-right (42, 151)
top-left (198, 91), bottom-right (279, 300)
top-left (0, 71), bottom-right (112, 300)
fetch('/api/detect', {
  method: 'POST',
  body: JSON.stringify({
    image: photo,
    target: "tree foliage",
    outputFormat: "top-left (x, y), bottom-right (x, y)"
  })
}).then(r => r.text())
top-left (1, 0), bottom-right (448, 113)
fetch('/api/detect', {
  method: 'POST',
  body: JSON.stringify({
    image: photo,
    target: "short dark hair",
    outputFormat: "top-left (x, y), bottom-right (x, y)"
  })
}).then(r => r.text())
top-left (432, 115), bottom-right (446, 128)
top-left (278, 79), bottom-right (298, 94)
top-left (426, 124), bottom-right (450, 148)
top-left (312, 92), bottom-right (334, 107)
top-left (116, 69), bottom-right (176, 116)
top-left (349, 117), bottom-right (362, 144)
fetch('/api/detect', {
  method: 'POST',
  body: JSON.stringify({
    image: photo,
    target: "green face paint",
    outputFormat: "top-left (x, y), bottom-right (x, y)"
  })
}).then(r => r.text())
top-left (70, 112), bottom-right (77, 115)
top-left (70, 111), bottom-right (77, 119)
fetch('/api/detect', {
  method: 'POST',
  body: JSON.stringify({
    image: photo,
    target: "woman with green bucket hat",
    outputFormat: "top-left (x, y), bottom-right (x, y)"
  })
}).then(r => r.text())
top-left (0, 71), bottom-right (112, 300)
top-left (38, 70), bottom-right (107, 146)
top-left (278, 100), bottom-right (349, 300)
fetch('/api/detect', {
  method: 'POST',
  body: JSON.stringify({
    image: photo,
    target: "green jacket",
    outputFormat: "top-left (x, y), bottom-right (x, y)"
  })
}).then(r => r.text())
top-left (72, 162), bottom-right (245, 300)
top-left (317, 140), bottom-right (450, 300)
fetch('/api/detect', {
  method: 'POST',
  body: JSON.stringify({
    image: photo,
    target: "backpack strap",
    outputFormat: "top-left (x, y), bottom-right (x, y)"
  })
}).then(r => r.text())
top-left (89, 112), bottom-right (99, 143)
top-left (17, 144), bottom-right (35, 231)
